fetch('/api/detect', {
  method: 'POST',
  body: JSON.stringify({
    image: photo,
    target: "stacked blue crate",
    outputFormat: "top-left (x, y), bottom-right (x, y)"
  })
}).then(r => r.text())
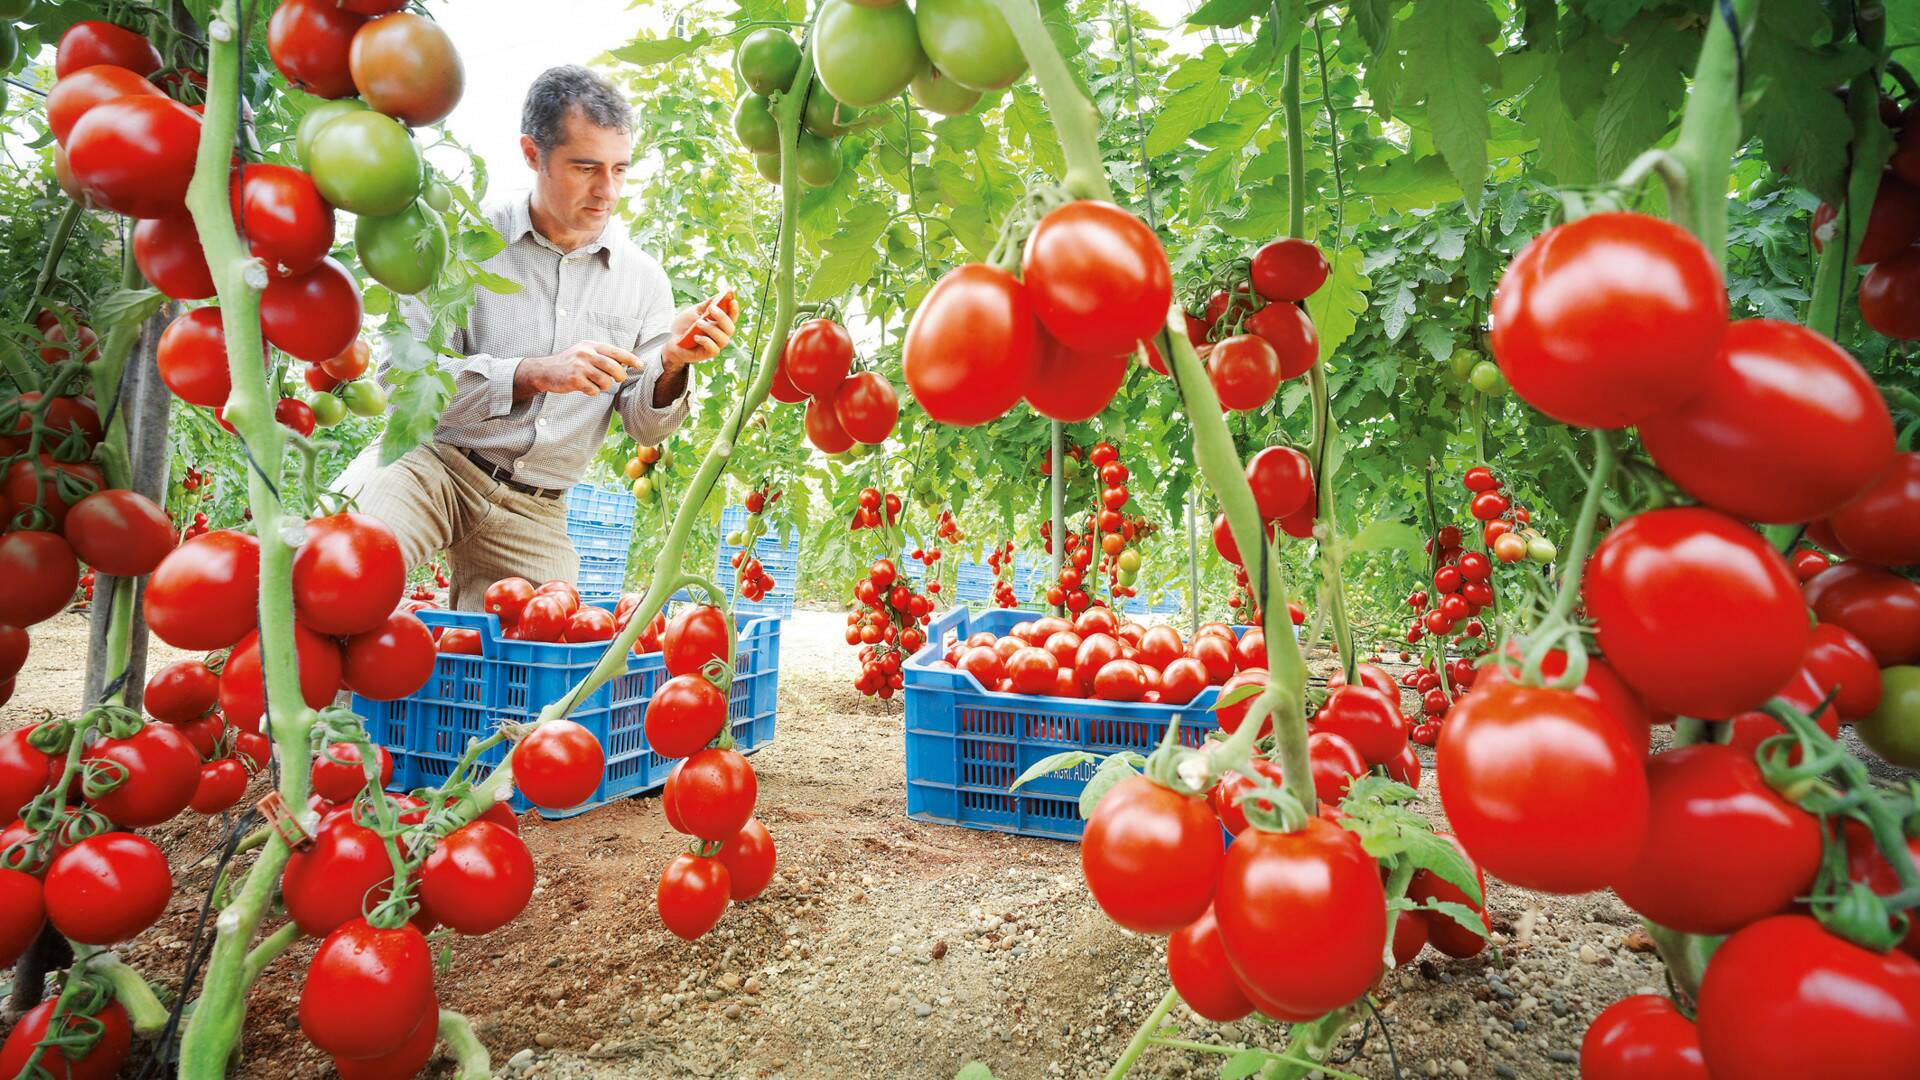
top-left (565, 483), bottom-right (634, 601)
top-left (716, 506), bottom-right (798, 619)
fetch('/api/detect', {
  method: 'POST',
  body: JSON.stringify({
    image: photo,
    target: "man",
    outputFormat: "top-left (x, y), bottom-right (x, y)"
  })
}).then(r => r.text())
top-left (339, 65), bottom-right (735, 611)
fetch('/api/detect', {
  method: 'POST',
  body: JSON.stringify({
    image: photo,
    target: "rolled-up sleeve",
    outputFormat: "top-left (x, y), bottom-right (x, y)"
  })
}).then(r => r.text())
top-left (611, 260), bottom-right (690, 444)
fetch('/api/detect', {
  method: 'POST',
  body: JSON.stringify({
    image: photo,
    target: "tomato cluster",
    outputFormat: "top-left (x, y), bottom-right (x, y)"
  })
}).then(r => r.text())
top-left (621, 443), bottom-right (670, 502)
top-left (1821, 105), bottom-right (1920, 340)
top-left (934, 610), bottom-right (1265, 707)
top-left (906, 200), bottom-right (1169, 426)
top-left (476, 576), bottom-right (629, 646)
top-left (648, 605), bottom-right (776, 940)
top-left (771, 317), bottom-right (899, 452)
top-left (845, 485), bottom-right (904, 532)
top-left (1172, 236), bottom-right (1327, 410)
top-left (846, 558), bottom-right (934, 699)
top-left (721, 489), bottom-right (785, 603)
top-left (1037, 442), bottom-right (1154, 610)
top-left (985, 539), bottom-right (1021, 608)
top-left (731, 29), bottom-right (851, 187)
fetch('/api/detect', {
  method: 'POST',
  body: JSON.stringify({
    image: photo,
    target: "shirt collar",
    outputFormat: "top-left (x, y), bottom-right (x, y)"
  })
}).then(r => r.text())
top-left (499, 195), bottom-right (619, 268)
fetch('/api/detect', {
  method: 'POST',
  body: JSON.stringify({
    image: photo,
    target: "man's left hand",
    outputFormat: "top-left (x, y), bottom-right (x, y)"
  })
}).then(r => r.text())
top-left (664, 299), bottom-right (738, 370)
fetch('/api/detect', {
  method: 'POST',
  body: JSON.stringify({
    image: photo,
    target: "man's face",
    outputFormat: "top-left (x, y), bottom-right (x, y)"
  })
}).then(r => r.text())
top-left (524, 107), bottom-right (633, 237)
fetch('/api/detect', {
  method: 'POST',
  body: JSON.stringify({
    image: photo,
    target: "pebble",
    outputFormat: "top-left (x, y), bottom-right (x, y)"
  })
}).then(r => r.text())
top-left (506, 1049), bottom-right (535, 1072)
top-left (1494, 1066), bottom-right (1516, 1079)
top-left (535, 1032), bottom-right (558, 1048)
top-left (1577, 944), bottom-right (1604, 965)
top-left (1548, 1049), bottom-right (1577, 1064)
top-left (744, 976), bottom-right (762, 994)
top-left (717, 973), bottom-right (742, 992)
top-left (1449, 1060), bottom-right (1469, 1077)
top-left (915, 1003), bottom-right (934, 1018)
top-left (724, 1003), bottom-right (743, 1020)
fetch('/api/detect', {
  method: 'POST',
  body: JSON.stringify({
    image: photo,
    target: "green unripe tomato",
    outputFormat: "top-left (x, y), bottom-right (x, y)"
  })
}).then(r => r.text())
top-left (812, 0), bottom-right (926, 108)
top-left (306, 111), bottom-right (423, 217)
top-left (1117, 548), bottom-right (1141, 573)
top-left (1448, 347), bottom-right (1479, 380)
top-left (1859, 667), bottom-right (1920, 769)
top-left (1526, 536), bottom-right (1556, 563)
top-left (732, 93), bottom-right (780, 154)
top-left (422, 180), bottom-right (453, 213)
top-left (753, 151), bottom-right (783, 185)
top-left (1469, 359), bottom-right (1506, 395)
top-left (0, 0), bottom-right (35, 22)
top-left (909, 65), bottom-right (983, 117)
top-left (794, 132), bottom-right (842, 187)
top-left (0, 25), bottom-right (18, 71)
top-left (735, 28), bottom-right (801, 96)
top-left (308, 391), bottom-right (348, 428)
top-left (296, 98), bottom-right (371, 171)
top-left (913, 0), bottom-right (1027, 91)
top-left (726, 530), bottom-right (745, 546)
top-left (802, 80), bottom-right (858, 137)
top-left (354, 200), bottom-right (448, 295)
top-left (631, 476), bottom-right (654, 500)
top-left (1117, 567), bottom-right (1137, 586)
top-left (339, 379), bottom-right (389, 417)
top-left (657, 447), bottom-right (673, 470)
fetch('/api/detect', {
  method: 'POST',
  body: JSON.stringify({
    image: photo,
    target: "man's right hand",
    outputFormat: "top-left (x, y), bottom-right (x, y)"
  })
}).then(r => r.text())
top-left (513, 342), bottom-right (643, 399)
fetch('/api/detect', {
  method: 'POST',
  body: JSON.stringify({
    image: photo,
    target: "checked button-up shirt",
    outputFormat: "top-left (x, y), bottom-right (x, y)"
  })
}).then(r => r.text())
top-left (396, 194), bottom-right (691, 490)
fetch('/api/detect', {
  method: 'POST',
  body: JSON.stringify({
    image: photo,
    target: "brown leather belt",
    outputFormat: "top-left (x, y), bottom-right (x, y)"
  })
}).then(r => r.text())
top-left (459, 447), bottom-right (564, 499)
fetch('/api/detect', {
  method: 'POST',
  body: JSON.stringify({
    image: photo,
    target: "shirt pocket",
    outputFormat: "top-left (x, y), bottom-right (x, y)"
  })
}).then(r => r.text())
top-left (588, 312), bottom-right (645, 350)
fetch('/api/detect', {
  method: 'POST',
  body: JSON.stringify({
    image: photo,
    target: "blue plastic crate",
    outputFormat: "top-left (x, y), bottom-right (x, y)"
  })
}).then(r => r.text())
top-left (903, 607), bottom-right (1234, 841)
top-left (577, 555), bottom-right (628, 601)
top-left (570, 522), bottom-right (631, 560)
top-left (360, 608), bottom-right (780, 819)
top-left (566, 482), bottom-right (635, 530)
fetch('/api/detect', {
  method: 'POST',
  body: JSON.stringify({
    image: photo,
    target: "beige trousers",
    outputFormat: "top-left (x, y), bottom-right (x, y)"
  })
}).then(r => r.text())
top-left (333, 442), bottom-right (578, 612)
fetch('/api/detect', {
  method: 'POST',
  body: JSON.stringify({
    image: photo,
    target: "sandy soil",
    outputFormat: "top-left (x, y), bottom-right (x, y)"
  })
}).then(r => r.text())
top-left (5, 608), bottom-right (1690, 1079)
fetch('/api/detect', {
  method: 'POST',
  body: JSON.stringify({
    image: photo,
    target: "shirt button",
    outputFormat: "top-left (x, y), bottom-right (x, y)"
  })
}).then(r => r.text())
top-left (557, 307), bottom-right (567, 317)
top-left (538, 418), bottom-right (549, 427)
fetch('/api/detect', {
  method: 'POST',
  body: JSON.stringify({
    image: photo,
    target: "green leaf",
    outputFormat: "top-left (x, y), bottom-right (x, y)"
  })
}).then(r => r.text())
top-left (1350, 154), bottom-right (1461, 214)
top-left (378, 368), bottom-right (454, 467)
top-left (1594, 13), bottom-right (1695, 176)
top-left (1347, 519), bottom-right (1423, 554)
top-left (1145, 48), bottom-right (1233, 158)
top-left (803, 202), bottom-right (893, 301)
top-left (472, 268), bottom-right (522, 295)
top-left (1211, 681), bottom-right (1264, 712)
top-left (1222, 1049), bottom-right (1269, 1080)
top-left (1527, 68), bottom-right (1598, 185)
top-left (1580, 0), bottom-right (1648, 35)
top-left (1400, 0), bottom-right (1499, 212)
top-left (1006, 86), bottom-right (1065, 179)
top-left (1079, 754), bottom-right (1141, 819)
top-left (91, 287), bottom-right (168, 334)
top-left (1186, 0), bottom-right (1267, 27)
top-left (609, 31), bottom-right (714, 67)
top-left (1747, 6), bottom-right (1875, 204)
top-left (1011, 750), bottom-right (1098, 791)
top-left (1413, 317), bottom-right (1457, 362)
top-left (1418, 898), bottom-right (1492, 943)
top-left (1349, 0), bottom-right (1401, 55)
top-left (1305, 248), bottom-right (1369, 362)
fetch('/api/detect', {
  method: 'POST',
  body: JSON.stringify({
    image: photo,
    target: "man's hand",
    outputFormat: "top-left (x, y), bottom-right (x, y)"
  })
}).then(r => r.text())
top-left (663, 299), bottom-right (738, 370)
top-left (514, 341), bottom-right (642, 399)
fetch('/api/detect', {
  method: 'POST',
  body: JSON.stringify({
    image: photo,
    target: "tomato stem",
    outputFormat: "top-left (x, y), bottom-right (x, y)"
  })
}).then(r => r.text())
top-left (239, 921), bottom-right (301, 988)
top-left (1102, 986), bottom-right (1178, 1080)
top-left (1516, 432), bottom-right (1616, 690)
top-left (439, 1007), bottom-right (493, 1079)
top-left (94, 955), bottom-right (171, 1036)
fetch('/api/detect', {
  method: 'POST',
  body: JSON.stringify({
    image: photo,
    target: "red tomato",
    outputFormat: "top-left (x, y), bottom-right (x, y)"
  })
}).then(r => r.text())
top-left (1023, 331), bottom-right (1130, 422)
top-left (1080, 775), bottom-right (1222, 934)
top-left (1242, 303), bottom-right (1318, 380)
top-left (1489, 212), bottom-right (1726, 429)
top-left (262, 257), bottom-right (363, 364)
top-left (645, 673), bottom-right (727, 758)
top-left (281, 815), bottom-right (396, 935)
top-left (0, 867), bottom-right (45, 968)
top-left (1213, 817), bottom-right (1386, 1019)
top-left (769, 357), bottom-right (808, 402)
top-left (43, 833), bottom-right (171, 944)
top-left (1805, 622), bottom-right (1886, 718)
top-left (1823, 174), bottom-right (1920, 264)
top-left (803, 392), bottom-right (855, 454)
top-left (189, 759), bottom-right (249, 814)
top-left (0, 531), bottom-right (77, 628)
top-left (716, 817), bottom-right (776, 900)
top-left (47, 64), bottom-right (163, 146)
top-left (903, 264), bottom-right (1039, 426)
top-left (1166, 905), bottom-right (1253, 1022)
top-left (331, 1008), bottom-right (437, 1080)
top-left (1206, 334), bottom-right (1282, 411)
top-left (782, 318), bottom-right (854, 396)
top-left (562, 606), bottom-right (616, 643)
top-left (142, 530), bottom-right (261, 645)
top-left (64, 96), bottom-right (201, 219)
top-left (309, 742), bottom-right (394, 804)
top-left (512, 720), bottom-right (604, 809)
top-left (832, 371), bottom-right (899, 444)
top-left (1092, 659), bottom-right (1147, 701)
top-left (218, 625), bottom-right (343, 730)
top-left (1637, 320), bottom-right (1894, 524)
top-left (1305, 730), bottom-right (1367, 806)
top-left (1859, 248), bottom-right (1920, 339)
top-left (1209, 756), bottom-right (1286, 835)
top-left (274, 398), bottom-right (317, 436)
top-left (1134, 626), bottom-right (1183, 670)
top-left (268, 0), bottom-right (367, 98)
top-left (1407, 832), bottom-right (1489, 958)
top-left (1005, 646), bottom-right (1059, 695)
top-left (1391, 907), bottom-right (1429, 967)
top-left (81, 722), bottom-right (201, 827)
top-left (1311, 685), bottom-right (1406, 766)
top-left (1250, 238), bottom-right (1328, 301)
top-left (291, 512), bottom-right (406, 636)
top-left (298, 919), bottom-right (437, 1061)
top-left (657, 852), bottom-right (731, 940)
top-left (1072, 635), bottom-right (1122, 695)
top-left (484, 577), bottom-right (535, 624)
top-left (1074, 607), bottom-right (1119, 638)
top-left (1384, 743), bottom-right (1420, 789)
top-left (664, 605), bottom-right (731, 677)
top-left (1803, 562), bottom-right (1920, 667)
top-left (232, 163), bottom-right (336, 276)
top-left (1474, 649), bottom-right (1653, 758)
top-left (1245, 445), bottom-right (1312, 521)
top-left (1584, 508), bottom-right (1809, 718)
top-left (1327, 661), bottom-right (1400, 703)
top-left (156, 307), bottom-right (233, 407)
top-left (145, 660), bottom-right (218, 723)
top-left (1020, 200), bottom-right (1171, 355)
top-left (515, 595), bottom-right (569, 641)
top-left (1436, 682), bottom-right (1648, 894)
top-left (342, 611), bottom-right (436, 701)
top-left (0, 999), bottom-right (130, 1080)
top-left (437, 627), bottom-right (482, 655)
top-left (420, 820), bottom-right (534, 934)
top-left (1613, 745), bottom-right (1819, 934)
top-left (672, 747), bottom-right (757, 841)
top-left (1828, 451), bottom-right (1920, 568)
top-left (4, 456), bottom-right (104, 533)
top-left (1189, 635), bottom-right (1235, 683)
top-left (55, 21), bottom-right (163, 77)
top-left (1842, 822), bottom-right (1920, 958)
top-left (1581, 995), bottom-right (1708, 1080)
top-left (1695, 916), bottom-right (1920, 1079)
top-left (64, 489), bottom-right (174, 577)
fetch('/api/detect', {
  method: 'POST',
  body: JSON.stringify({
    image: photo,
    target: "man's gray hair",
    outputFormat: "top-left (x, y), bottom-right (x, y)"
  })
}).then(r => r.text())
top-left (521, 65), bottom-right (633, 157)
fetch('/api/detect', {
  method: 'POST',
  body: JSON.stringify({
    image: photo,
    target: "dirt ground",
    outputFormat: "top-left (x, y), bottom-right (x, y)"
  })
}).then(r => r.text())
top-left (5, 607), bottom-right (1688, 1080)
